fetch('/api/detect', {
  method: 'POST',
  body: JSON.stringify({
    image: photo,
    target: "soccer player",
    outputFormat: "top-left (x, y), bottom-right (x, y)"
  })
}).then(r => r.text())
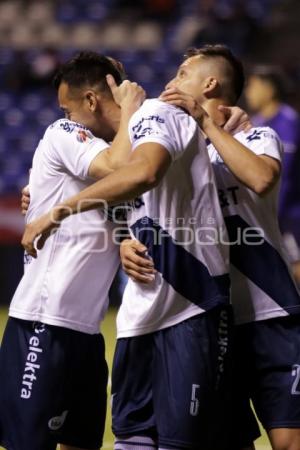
top-left (245, 66), bottom-right (300, 284)
top-left (20, 47), bottom-right (242, 450)
top-left (121, 46), bottom-right (300, 450)
top-left (0, 52), bottom-right (145, 450)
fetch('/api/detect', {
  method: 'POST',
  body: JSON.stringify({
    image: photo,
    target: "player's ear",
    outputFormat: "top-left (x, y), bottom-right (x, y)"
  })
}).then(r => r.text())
top-left (203, 77), bottom-right (220, 98)
top-left (85, 90), bottom-right (99, 112)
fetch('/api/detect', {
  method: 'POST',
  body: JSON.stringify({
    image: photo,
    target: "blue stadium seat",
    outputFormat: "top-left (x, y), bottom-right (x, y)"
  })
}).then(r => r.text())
top-left (4, 108), bottom-right (25, 126)
top-left (0, 93), bottom-right (16, 112)
top-left (56, 2), bottom-right (79, 23)
top-left (0, 48), bottom-right (15, 66)
top-left (20, 94), bottom-right (43, 113)
top-left (84, 2), bottom-right (109, 22)
top-left (36, 107), bottom-right (60, 127)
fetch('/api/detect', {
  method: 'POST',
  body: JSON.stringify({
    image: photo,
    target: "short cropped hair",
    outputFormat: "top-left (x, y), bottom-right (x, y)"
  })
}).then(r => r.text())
top-left (53, 51), bottom-right (123, 94)
top-left (185, 44), bottom-right (245, 103)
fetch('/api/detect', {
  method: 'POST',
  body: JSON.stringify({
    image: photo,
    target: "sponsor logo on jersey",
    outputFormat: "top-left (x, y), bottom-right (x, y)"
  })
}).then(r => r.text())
top-left (58, 120), bottom-right (88, 134)
top-left (76, 129), bottom-right (93, 143)
top-left (132, 115), bottom-right (165, 140)
top-left (48, 410), bottom-right (68, 431)
top-left (246, 129), bottom-right (264, 142)
top-left (216, 308), bottom-right (229, 388)
top-left (246, 128), bottom-right (277, 143)
top-left (218, 186), bottom-right (239, 208)
top-left (105, 203), bottom-right (128, 223)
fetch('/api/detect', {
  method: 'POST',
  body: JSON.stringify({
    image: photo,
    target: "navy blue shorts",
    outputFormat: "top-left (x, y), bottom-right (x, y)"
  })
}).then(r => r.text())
top-left (0, 317), bottom-right (108, 450)
top-left (233, 314), bottom-right (300, 447)
top-left (112, 306), bottom-right (234, 450)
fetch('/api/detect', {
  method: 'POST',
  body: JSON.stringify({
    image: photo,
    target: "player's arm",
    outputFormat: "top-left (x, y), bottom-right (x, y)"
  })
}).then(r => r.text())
top-left (202, 118), bottom-right (280, 195)
top-left (161, 87), bottom-right (281, 196)
top-left (22, 143), bottom-right (171, 257)
top-left (88, 76), bottom-right (145, 178)
top-left (21, 77), bottom-right (144, 214)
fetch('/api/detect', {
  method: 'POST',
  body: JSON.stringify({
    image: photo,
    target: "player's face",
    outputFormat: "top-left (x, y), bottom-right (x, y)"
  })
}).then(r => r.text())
top-left (58, 82), bottom-right (103, 135)
top-left (245, 76), bottom-right (275, 111)
top-left (165, 56), bottom-right (211, 101)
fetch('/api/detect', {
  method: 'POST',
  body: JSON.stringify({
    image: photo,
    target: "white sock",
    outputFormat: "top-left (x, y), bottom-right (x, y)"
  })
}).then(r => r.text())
top-left (114, 435), bottom-right (157, 450)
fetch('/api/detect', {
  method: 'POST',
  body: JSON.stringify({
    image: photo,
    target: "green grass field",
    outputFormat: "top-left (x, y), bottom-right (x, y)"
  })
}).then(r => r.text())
top-left (0, 307), bottom-right (271, 450)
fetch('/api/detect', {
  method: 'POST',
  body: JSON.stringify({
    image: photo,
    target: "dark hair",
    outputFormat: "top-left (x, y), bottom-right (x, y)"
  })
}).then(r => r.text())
top-left (250, 65), bottom-right (289, 101)
top-left (184, 44), bottom-right (245, 103)
top-left (53, 51), bottom-right (123, 93)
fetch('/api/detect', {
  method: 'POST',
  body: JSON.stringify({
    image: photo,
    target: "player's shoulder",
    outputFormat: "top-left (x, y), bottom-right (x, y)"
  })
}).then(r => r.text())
top-left (140, 98), bottom-right (177, 112)
top-left (131, 99), bottom-right (197, 140)
top-left (135, 98), bottom-right (190, 122)
top-left (235, 126), bottom-right (281, 145)
top-left (45, 119), bottom-right (94, 141)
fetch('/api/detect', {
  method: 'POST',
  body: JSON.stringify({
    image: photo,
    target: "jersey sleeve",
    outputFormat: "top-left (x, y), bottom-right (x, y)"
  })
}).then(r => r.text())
top-left (45, 121), bottom-right (109, 180)
top-left (128, 101), bottom-right (197, 161)
top-left (245, 127), bottom-right (283, 162)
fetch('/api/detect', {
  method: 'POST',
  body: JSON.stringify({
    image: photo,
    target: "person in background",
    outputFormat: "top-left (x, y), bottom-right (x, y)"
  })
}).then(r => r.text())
top-left (245, 65), bottom-right (300, 283)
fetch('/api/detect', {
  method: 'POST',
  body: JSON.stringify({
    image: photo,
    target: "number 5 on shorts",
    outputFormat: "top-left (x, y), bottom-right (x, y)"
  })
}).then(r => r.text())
top-left (190, 384), bottom-right (200, 416)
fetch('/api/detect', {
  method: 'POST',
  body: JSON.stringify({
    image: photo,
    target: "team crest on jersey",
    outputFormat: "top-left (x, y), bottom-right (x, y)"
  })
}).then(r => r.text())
top-left (76, 129), bottom-right (93, 143)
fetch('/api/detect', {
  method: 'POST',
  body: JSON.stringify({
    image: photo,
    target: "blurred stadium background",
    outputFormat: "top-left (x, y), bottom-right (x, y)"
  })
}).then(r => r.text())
top-left (1, 0), bottom-right (300, 448)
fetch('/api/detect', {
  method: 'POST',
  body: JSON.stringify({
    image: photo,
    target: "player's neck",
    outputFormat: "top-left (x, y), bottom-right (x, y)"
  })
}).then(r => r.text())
top-left (101, 100), bottom-right (121, 139)
top-left (202, 99), bottom-right (227, 127)
top-left (259, 100), bottom-right (281, 119)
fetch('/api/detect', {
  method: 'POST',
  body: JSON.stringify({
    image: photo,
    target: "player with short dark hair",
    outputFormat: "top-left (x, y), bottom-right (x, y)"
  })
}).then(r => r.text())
top-left (0, 51), bottom-right (145, 450)
top-left (21, 47), bottom-right (237, 450)
top-left (54, 51), bottom-right (123, 88)
top-left (121, 46), bottom-right (300, 450)
top-left (184, 45), bottom-right (245, 103)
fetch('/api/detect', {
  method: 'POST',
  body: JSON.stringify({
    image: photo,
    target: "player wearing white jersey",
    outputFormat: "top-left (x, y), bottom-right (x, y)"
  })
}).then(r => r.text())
top-left (20, 49), bottom-right (241, 449)
top-left (10, 118), bottom-right (119, 334)
top-left (115, 98), bottom-right (230, 338)
top-left (121, 45), bottom-right (300, 450)
top-left (0, 52), bottom-right (145, 450)
top-left (207, 126), bottom-right (300, 324)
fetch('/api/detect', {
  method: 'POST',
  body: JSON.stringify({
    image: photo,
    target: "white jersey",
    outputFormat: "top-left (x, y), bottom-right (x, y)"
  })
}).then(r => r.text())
top-left (208, 126), bottom-right (300, 325)
top-left (117, 99), bottom-right (230, 338)
top-left (9, 119), bottom-right (120, 334)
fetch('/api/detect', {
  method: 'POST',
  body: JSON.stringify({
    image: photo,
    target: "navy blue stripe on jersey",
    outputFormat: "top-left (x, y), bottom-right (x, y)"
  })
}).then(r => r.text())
top-left (131, 217), bottom-right (230, 309)
top-left (225, 215), bottom-right (300, 311)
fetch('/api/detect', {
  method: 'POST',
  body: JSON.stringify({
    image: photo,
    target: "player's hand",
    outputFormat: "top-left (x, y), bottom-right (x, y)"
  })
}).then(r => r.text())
top-left (120, 238), bottom-right (156, 283)
top-left (21, 185), bottom-right (30, 215)
top-left (21, 206), bottom-right (66, 258)
top-left (159, 87), bottom-right (209, 126)
top-left (219, 105), bottom-right (252, 134)
top-left (106, 75), bottom-right (146, 115)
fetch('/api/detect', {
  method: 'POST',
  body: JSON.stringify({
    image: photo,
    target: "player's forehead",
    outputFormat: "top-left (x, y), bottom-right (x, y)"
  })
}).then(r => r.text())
top-left (178, 55), bottom-right (204, 72)
top-left (58, 82), bottom-right (78, 107)
top-left (58, 81), bottom-right (70, 102)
